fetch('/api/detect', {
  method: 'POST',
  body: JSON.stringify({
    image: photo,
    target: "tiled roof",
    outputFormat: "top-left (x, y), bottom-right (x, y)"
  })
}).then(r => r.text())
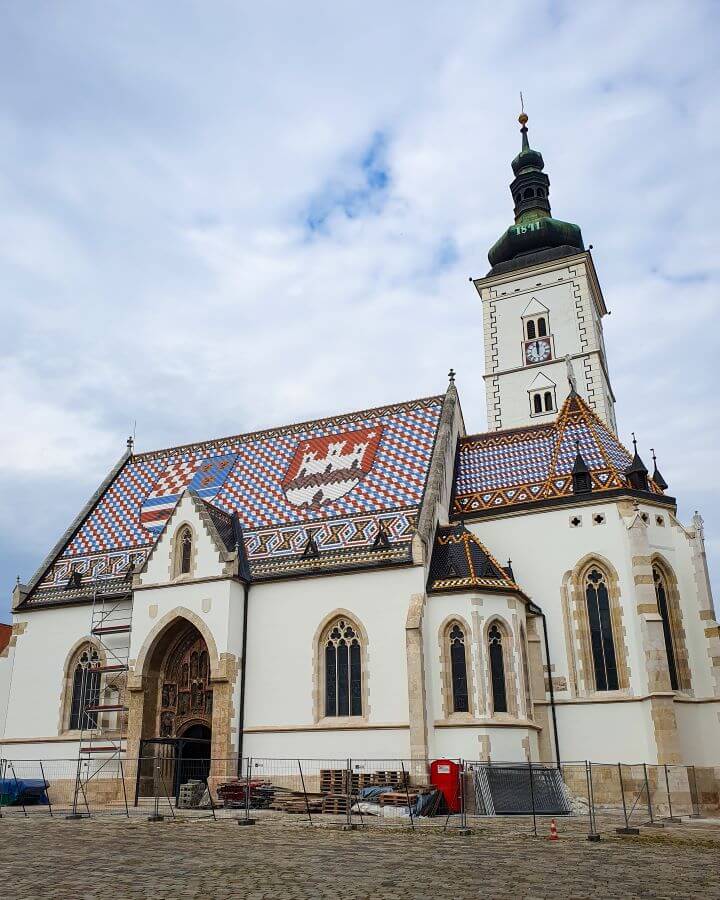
top-left (427, 523), bottom-right (527, 598)
top-left (27, 394), bottom-right (446, 603)
top-left (0, 623), bottom-right (12, 654)
top-left (453, 392), bottom-right (666, 517)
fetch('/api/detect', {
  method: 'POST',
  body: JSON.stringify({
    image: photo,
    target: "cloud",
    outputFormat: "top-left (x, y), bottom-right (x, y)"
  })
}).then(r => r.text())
top-left (0, 0), bottom-right (718, 619)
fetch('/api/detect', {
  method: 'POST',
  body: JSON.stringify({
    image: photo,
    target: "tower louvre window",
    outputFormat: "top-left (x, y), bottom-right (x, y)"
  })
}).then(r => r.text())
top-left (537, 317), bottom-right (547, 337)
top-left (533, 394), bottom-right (542, 414)
top-left (543, 391), bottom-right (554, 411)
top-left (526, 319), bottom-right (536, 339)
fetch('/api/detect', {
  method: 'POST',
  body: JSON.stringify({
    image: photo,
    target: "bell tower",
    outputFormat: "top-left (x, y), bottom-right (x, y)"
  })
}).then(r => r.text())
top-left (474, 111), bottom-right (617, 433)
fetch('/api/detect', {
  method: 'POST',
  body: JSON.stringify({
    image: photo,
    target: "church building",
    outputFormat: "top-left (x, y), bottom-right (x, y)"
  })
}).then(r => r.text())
top-left (2, 115), bottom-right (718, 788)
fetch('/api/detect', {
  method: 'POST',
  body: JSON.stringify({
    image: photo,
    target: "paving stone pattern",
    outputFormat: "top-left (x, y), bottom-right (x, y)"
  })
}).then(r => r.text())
top-left (2, 815), bottom-right (720, 899)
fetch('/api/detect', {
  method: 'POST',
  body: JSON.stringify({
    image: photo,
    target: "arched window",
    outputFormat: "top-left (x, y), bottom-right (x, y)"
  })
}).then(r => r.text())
top-left (544, 391), bottom-right (554, 411)
top-left (180, 528), bottom-right (192, 574)
top-left (323, 618), bottom-right (363, 717)
top-left (537, 317), bottom-right (547, 337)
top-left (654, 565), bottom-right (680, 690)
top-left (488, 624), bottom-right (508, 713)
top-left (585, 567), bottom-right (619, 691)
top-left (526, 319), bottom-right (536, 339)
top-left (533, 393), bottom-right (543, 414)
top-left (69, 645), bottom-right (101, 730)
top-left (448, 623), bottom-right (469, 713)
top-left (523, 188), bottom-right (534, 199)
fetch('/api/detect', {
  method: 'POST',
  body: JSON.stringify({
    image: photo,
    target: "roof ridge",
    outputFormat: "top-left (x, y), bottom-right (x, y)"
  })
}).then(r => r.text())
top-left (133, 393), bottom-right (445, 461)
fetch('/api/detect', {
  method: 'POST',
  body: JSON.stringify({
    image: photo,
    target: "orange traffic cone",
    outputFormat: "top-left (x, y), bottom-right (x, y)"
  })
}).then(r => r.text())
top-left (549, 818), bottom-right (559, 841)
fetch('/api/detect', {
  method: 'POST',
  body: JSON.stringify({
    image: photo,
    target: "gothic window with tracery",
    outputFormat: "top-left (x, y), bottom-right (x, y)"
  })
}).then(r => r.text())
top-left (448, 623), bottom-right (469, 713)
top-left (488, 624), bottom-right (508, 714)
top-left (323, 618), bottom-right (362, 717)
top-left (585, 567), bottom-right (619, 691)
top-left (69, 645), bottom-right (101, 730)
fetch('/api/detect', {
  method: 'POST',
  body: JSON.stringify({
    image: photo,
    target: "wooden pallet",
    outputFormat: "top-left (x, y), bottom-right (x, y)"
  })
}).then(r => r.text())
top-left (322, 793), bottom-right (351, 814)
top-left (379, 791), bottom-right (419, 807)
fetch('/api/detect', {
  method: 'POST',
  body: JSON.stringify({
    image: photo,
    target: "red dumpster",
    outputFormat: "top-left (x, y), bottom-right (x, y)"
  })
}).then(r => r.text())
top-left (430, 758), bottom-right (461, 813)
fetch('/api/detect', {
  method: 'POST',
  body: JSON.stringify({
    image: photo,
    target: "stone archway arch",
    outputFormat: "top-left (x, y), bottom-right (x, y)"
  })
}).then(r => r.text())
top-left (130, 606), bottom-right (222, 689)
top-left (125, 608), bottom-right (237, 777)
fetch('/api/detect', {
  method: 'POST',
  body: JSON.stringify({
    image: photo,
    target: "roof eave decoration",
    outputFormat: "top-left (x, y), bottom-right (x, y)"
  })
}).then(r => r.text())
top-left (427, 523), bottom-right (529, 601)
top-left (452, 391), bottom-right (668, 519)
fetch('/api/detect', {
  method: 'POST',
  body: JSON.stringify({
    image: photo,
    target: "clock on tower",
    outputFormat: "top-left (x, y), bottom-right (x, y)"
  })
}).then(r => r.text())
top-left (524, 337), bottom-right (552, 365)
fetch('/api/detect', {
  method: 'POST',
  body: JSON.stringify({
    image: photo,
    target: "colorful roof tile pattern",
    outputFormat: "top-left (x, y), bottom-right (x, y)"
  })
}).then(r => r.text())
top-left (427, 523), bottom-right (527, 598)
top-left (453, 392), bottom-right (666, 517)
top-left (29, 395), bottom-right (445, 603)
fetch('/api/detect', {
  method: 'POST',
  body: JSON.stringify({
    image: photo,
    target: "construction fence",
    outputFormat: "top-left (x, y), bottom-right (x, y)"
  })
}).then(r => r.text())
top-left (0, 755), bottom-right (716, 837)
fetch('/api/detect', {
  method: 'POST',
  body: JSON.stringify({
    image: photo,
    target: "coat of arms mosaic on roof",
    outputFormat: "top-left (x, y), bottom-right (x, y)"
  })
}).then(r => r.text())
top-left (31, 395), bottom-right (445, 601)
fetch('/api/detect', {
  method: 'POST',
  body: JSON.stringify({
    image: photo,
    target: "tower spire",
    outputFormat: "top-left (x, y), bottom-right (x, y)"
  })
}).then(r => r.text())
top-left (487, 106), bottom-right (585, 274)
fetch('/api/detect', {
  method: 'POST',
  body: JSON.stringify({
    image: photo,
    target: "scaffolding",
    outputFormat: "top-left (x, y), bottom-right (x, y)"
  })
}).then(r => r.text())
top-left (68, 589), bottom-right (132, 818)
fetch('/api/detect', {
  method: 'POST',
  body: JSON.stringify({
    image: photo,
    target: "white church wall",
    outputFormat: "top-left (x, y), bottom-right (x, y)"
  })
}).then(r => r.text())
top-left (141, 493), bottom-right (229, 586)
top-left (0, 636), bottom-right (16, 741)
top-left (242, 565), bottom-right (425, 760)
top-left (423, 590), bottom-right (537, 762)
top-left (1, 600), bottom-right (131, 759)
top-left (469, 502), bottom-right (643, 689)
top-left (554, 699), bottom-right (655, 764)
top-left (467, 499), bottom-right (719, 765)
top-left (130, 579), bottom-right (236, 666)
top-left (674, 700), bottom-right (720, 767)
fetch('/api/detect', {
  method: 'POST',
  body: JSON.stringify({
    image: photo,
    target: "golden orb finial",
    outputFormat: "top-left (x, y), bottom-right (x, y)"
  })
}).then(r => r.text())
top-left (518, 112), bottom-right (528, 126)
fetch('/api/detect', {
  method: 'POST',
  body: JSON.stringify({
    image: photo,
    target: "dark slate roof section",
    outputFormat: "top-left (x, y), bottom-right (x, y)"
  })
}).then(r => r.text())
top-left (427, 522), bottom-right (528, 598)
top-left (200, 496), bottom-right (237, 552)
top-left (453, 392), bottom-right (671, 518)
top-left (22, 393), bottom-right (446, 606)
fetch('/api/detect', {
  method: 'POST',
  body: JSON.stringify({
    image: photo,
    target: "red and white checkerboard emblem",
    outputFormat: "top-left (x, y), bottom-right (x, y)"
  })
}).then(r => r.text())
top-left (282, 426), bottom-right (383, 508)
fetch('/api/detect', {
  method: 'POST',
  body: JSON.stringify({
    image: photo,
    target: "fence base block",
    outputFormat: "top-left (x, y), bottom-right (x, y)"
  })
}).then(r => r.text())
top-left (341, 824), bottom-right (359, 831)
top-left (643, 822), bottom-right (665, 828)
top-left (456, 827), bottom-right (471, 836)
top-left (64, 814), bottom-right (85, 821)
top-left (616, 827), bottom-right (640, 835)
top-left (147, 815), bottom-right (164, 822)
top-left (587, 833), bottom-right (601, 842)
top-left (664, 817), bottom-right (682, 824)
top-left (237, 818), bottom-right (256, 826)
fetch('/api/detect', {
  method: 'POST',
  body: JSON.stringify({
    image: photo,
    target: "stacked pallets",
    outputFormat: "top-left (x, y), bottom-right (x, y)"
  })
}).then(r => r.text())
top-left (319, 768), bottom-right (409, 795)
top-left (321, 793), bottom-right (351, 815)
top-left (270, 792), bottom-right (324, 814)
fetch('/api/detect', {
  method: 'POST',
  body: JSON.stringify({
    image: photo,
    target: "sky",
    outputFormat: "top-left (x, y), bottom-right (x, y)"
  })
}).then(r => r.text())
top-left (1, 1), bottom-right (718, 621)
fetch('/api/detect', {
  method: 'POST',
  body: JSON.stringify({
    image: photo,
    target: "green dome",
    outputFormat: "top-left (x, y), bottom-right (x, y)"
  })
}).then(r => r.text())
top-left (512, 146), bottom-right (544, 175)
top-left (488, 216), bottom-right (584, 268)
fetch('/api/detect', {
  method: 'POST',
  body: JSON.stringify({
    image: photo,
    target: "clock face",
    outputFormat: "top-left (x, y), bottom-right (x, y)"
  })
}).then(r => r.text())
top-left (525, 338), bottom-right (552, 364)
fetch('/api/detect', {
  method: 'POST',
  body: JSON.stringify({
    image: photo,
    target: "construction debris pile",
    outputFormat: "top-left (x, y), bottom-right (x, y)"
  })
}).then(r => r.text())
top-left (213, 768), bottom-right (446, 818)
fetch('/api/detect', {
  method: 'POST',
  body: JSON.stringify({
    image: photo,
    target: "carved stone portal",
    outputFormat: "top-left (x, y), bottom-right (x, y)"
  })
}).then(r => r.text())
top-left (158, 626), bottom-right (212, 738)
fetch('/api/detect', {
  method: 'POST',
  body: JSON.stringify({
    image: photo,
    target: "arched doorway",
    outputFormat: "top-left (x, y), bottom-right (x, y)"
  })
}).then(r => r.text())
top-left (136, 619), bottom-right (214, 798)
top-left (177, 723), bottom-right (212, 787)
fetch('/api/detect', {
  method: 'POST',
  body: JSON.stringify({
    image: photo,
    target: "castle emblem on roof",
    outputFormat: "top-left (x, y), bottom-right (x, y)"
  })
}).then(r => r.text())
top-left (281, 427), bottom-right (383, 509)
top-left (140, 453), bottom-right (237, 534)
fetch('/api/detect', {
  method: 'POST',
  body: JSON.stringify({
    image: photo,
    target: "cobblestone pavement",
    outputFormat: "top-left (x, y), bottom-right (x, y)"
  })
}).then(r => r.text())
top-left (2, 814), bottom-right (720, 899)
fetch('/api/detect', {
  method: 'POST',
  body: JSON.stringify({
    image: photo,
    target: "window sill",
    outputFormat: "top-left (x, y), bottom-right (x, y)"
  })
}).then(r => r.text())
top-left (315, 716), bottom-right (368, 728)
